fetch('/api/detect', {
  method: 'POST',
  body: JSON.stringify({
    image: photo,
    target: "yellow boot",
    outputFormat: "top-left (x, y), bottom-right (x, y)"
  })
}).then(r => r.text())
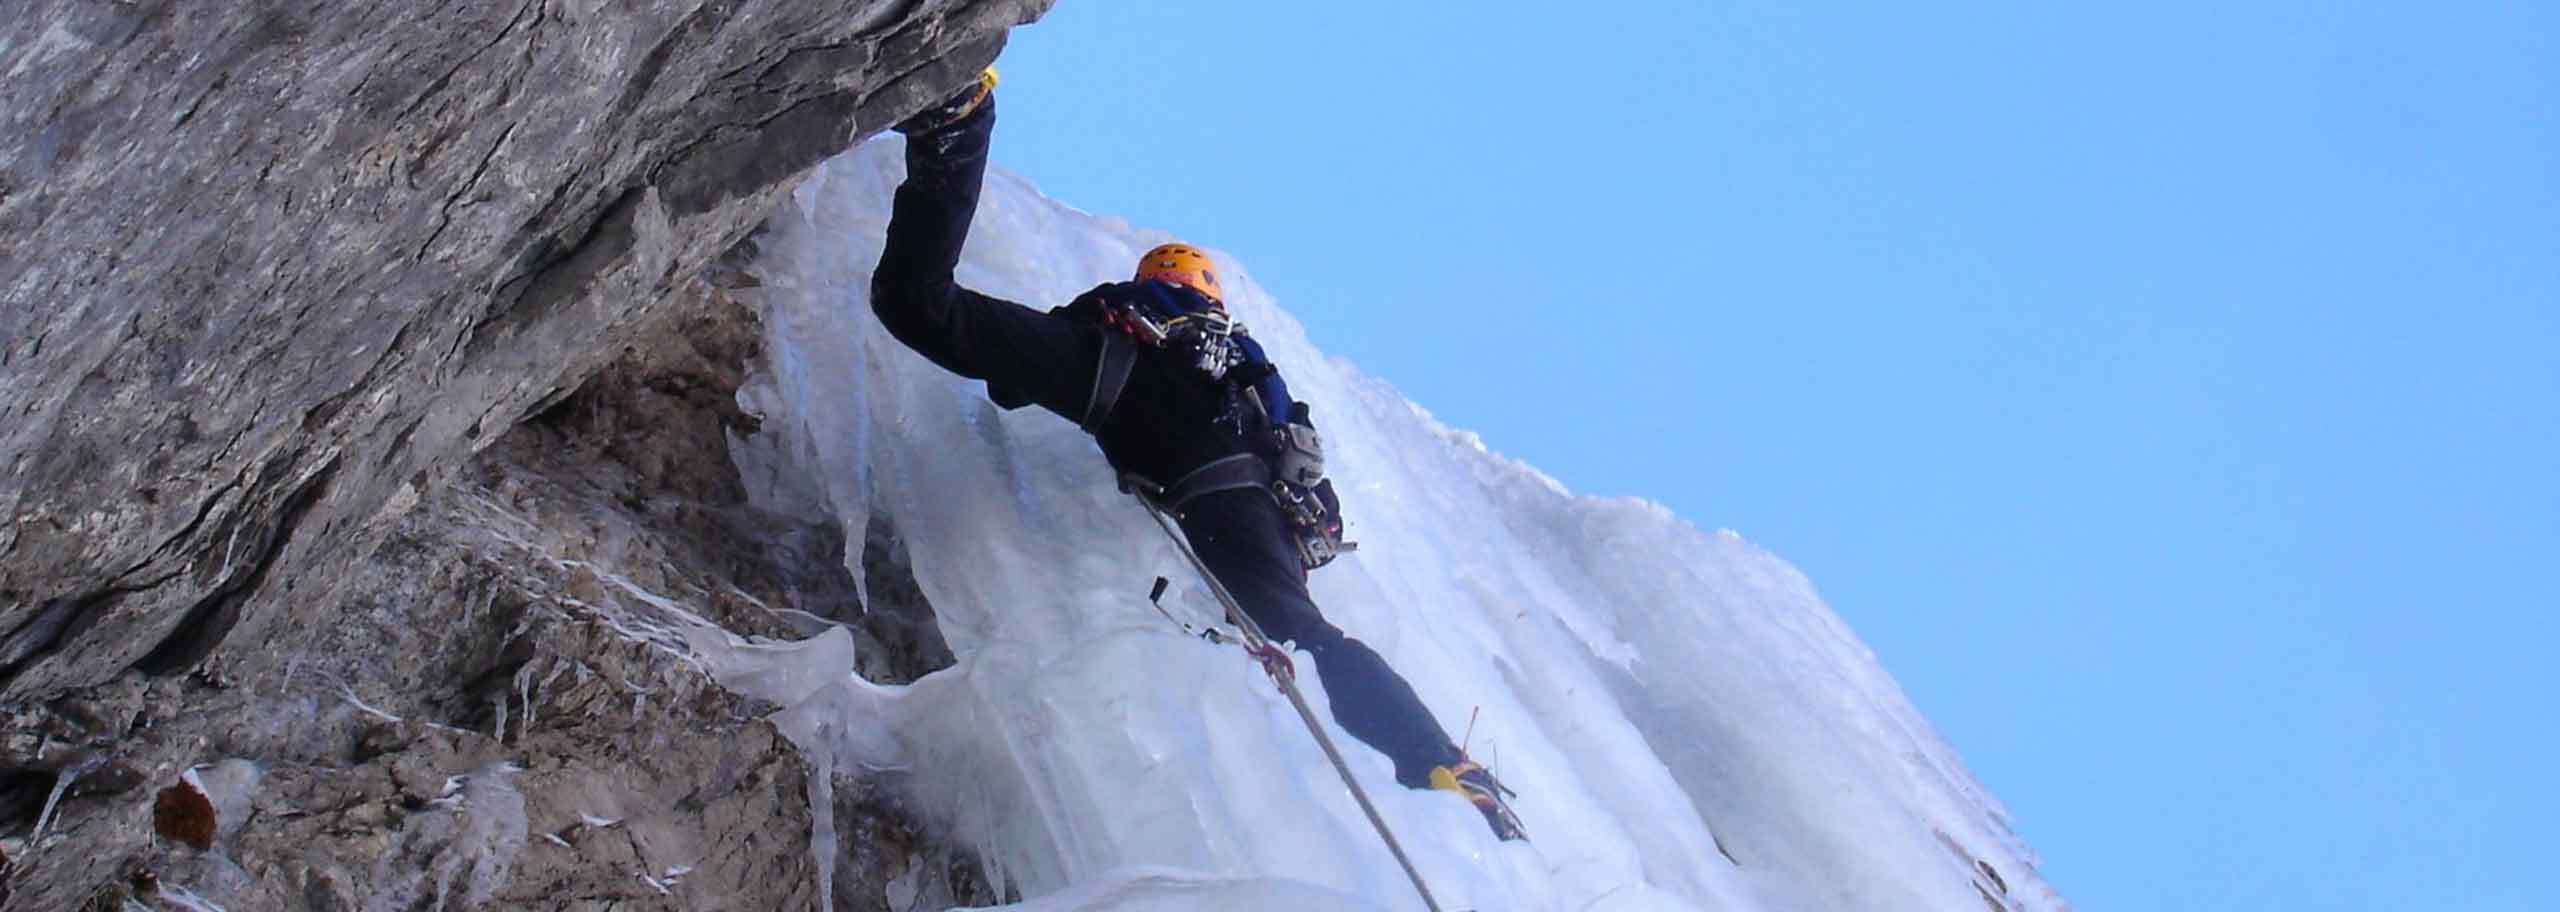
top-left (1430, 760), bottom-right (1526, 841)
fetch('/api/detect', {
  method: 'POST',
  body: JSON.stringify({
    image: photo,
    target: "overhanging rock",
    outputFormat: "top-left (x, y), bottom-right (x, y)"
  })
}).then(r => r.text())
top-left (0, 0), bottom-right (1050, 698)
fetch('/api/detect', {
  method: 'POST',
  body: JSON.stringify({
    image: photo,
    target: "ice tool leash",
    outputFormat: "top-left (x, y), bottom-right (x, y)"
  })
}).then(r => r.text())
top-left (1122, 474), bottom-right (1447, 912)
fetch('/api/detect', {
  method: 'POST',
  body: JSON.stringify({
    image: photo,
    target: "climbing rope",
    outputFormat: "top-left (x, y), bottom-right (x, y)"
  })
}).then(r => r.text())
top-left (1122, 475), bottom-right (1446, 912)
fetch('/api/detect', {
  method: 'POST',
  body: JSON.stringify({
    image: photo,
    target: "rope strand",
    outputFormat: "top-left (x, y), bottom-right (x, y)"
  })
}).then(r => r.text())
top-left (1127, 478), bottom-right (1446, 912)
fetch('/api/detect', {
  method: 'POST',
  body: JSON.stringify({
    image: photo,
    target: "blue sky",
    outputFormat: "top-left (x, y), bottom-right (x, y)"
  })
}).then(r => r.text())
top-left (991, 3), bottom-right (2555, 908)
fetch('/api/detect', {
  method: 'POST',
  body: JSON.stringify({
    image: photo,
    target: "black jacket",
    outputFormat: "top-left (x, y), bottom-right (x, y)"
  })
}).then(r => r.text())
top-left (869, 100), bottom-right (1286, 491)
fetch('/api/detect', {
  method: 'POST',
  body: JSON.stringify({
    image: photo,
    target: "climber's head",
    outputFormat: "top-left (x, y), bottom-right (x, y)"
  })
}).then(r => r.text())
top-left (1133, 243), bottom-right (1223, 307)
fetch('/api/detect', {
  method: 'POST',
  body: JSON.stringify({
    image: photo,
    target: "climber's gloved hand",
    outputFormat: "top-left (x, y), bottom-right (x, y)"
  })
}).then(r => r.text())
top-left (894, 66), bottom-right (999, 135)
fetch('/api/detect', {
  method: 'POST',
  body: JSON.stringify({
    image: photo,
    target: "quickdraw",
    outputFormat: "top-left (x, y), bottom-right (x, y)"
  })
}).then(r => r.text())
top-left (1245, 641), bottom-right (1297, 682)
top-left (1270, 480), bottom-right (1353, 570)
top-left (1145, 576), bottom-right (1236, 647)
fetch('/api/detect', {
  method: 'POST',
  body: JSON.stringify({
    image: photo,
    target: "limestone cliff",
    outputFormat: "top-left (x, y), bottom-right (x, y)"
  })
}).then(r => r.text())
top-left (0, 2), bottom-right (1043, 907)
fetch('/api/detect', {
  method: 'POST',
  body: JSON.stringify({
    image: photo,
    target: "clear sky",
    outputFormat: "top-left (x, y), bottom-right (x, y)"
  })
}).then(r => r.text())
top-left (987, 3), bottom-right (2556, 909)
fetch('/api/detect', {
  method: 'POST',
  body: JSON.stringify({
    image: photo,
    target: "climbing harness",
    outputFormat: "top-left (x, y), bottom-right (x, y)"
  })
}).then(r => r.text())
top-left (1159, 453), bottom-right (1273, 510)
top-left (1075, 283), bottom-right (1354, 572)
top-left (1121, 474), bottom-right (1446, 912)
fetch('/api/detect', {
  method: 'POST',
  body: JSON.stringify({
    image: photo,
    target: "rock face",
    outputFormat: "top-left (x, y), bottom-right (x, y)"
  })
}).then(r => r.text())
top-left (0, 1), bottom-right (1042, 907)
top-left (0, 278), bottom-right (997, 908)
top-left (0, 0), bottom-right (1041, 697)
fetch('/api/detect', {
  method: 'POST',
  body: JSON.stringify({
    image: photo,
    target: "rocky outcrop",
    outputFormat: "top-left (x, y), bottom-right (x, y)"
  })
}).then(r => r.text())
top-left (0, 280), bottom-right (993, 908)
top-left (0, 1), bottom-right (1043, 906)
top-left (0, 0), bottom-right (1042, 698)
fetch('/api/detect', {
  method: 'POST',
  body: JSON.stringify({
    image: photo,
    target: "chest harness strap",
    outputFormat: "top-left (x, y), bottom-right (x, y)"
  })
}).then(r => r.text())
top-left (1081, 334), bottom-right (1139, 433)
top-left (1083, 334), bottom-right (1267, 510)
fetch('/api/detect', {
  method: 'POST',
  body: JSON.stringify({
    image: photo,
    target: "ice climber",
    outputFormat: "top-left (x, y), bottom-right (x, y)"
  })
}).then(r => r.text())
top-left (866, 69), bottom-right (1524, 841)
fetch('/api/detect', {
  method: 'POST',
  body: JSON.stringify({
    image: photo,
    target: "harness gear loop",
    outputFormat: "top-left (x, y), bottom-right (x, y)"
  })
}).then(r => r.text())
top-left (1120, 475), bottom-right (1446, 912)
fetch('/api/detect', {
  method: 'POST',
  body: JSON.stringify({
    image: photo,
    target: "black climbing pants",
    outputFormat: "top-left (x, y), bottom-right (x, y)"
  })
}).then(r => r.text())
top-left (1179, 489), bottom-right (1462, 788)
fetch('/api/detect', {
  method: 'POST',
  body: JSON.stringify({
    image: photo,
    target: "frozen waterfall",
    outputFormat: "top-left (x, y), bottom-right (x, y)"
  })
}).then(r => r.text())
top-left (715, 136), bottom-right (2063, 912)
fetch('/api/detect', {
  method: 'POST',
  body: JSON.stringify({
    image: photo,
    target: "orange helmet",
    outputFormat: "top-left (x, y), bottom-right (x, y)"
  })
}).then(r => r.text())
top-left (1133, 243), bottom-right (1224, 305)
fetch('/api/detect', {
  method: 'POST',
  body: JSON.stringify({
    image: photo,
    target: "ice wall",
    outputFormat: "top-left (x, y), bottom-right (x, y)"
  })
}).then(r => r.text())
top-left (727, 137), bottom-right (2064, 912)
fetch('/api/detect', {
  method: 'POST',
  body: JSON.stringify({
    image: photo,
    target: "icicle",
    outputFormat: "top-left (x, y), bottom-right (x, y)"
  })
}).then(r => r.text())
top-left (516, 663), bottom-right (538, 734)
top-left (339, 683), bottom-right (403, 723)
top-left (28, 755), bottom-right (99, 840)
top-left (155, 883), bottom-right (227, 912)
top-left (801, 715), bottom-right (840, 912)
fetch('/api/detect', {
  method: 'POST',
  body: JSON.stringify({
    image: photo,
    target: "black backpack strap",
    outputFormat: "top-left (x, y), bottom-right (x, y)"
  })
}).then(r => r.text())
top-left (1162, 453), bottom-right (1272, 510)
top-left (1082, 333), bottom-right (1138, 433)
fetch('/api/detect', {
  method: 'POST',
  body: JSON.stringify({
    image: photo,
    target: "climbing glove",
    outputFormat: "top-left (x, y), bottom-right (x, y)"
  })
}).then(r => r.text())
top-left (894, 66), bottom-right (999, 135)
